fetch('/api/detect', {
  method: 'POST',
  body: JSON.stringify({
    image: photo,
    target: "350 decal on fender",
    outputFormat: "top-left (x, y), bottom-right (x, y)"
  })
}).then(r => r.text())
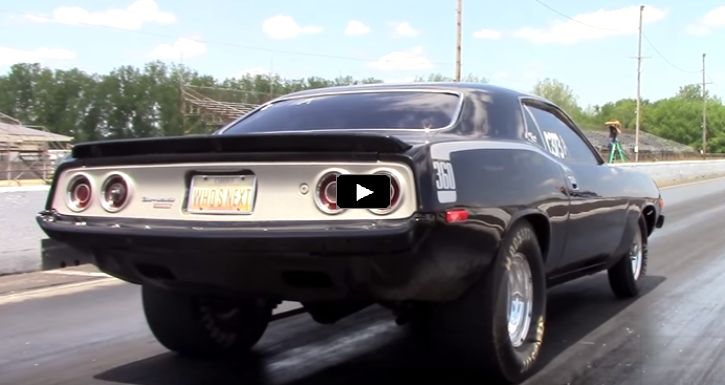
top-left (433, 160), bottom-right (456, 190)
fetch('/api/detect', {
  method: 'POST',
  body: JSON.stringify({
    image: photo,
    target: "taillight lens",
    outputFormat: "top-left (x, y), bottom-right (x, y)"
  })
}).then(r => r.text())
top-left (101, 174), bottom-right (131, 212)
top-left (66, 175), bottom-right (92, 212)
top-left (315, 171), bottom-right (343, 214)
top-left (445, 208), bottom-right (469, 223)
top-left (370, 171), bottom-right (402, 215)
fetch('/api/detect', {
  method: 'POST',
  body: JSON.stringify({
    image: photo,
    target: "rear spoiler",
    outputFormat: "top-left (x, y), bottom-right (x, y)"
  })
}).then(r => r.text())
top-left (71, 133), bottom-right (413, 159)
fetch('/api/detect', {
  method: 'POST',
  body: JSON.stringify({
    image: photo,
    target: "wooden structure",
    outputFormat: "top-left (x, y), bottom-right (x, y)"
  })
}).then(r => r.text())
top-left (0, 113), bottom-right (72, 183)
top-left (181, 85), bottom-right (259, 130)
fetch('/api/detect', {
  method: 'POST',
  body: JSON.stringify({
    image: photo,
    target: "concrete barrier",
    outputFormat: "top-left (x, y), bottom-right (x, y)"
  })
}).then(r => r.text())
top-left (611, 159), bottom-right (725, 187)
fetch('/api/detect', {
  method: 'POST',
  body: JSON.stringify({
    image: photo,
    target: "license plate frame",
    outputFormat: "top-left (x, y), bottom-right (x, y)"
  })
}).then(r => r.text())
top-left (187, 173), bottom-right (257, 215)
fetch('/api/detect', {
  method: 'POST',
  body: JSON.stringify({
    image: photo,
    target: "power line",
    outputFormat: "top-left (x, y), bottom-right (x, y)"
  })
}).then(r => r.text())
top-left (531, 1), bottom-right (702, 76)
top-left (532, 0), bottom-right (618, 31)
top-left (642, 33), bottom-right (700, 74)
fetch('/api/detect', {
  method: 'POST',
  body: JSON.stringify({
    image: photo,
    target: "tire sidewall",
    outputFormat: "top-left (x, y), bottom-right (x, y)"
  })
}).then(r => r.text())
top-left (142, 286), bottom-right (271, 356)
top-left (490, 223), bottom-right (547, 381)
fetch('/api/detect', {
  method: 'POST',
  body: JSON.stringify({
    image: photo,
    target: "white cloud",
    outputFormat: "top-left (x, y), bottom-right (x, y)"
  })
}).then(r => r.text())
top-left (369, 46), bottom-right (434, 71)
top-left (150, 37), bottom-right (206, 60)
top-left (25, 0), bottom-right (175, 30)
top-left (687, 6), bottom-right (725, 36)
top-left (0, 46), bottom-right (76, 65)
top-left (473, 28), bottom-right (503, 40)
top-left (345, 20), bottom-right (371, 36)
top-left (262, 15), bottom-right (322, 40)
top-left (392, 22), bottom-right (420, 38)
top-left (514, 5), bottom-right (667, 44)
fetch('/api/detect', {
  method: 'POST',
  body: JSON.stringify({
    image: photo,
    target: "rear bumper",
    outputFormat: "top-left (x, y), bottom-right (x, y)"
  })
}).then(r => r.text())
top-left (37, 211), bottom-right (497, 303)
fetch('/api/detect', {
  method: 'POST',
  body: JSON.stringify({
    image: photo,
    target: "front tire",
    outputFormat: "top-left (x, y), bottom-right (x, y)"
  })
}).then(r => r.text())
top-left (414, 221), bottom-right (547, 383)
top-left (142, 285), bottom-right (272, 357)
top-left (608, 218), bottom-right (648, 298)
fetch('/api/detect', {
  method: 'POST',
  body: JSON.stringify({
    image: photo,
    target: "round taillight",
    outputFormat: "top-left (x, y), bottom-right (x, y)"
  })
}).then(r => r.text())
top-left (314, 171), bottom-right (343, 215)
top-left (370, 171), bottom-right (403, 215)
top-left (101, 174), bottom-right (131, 212)
top-left (66, 175), bottom-right (92, 212)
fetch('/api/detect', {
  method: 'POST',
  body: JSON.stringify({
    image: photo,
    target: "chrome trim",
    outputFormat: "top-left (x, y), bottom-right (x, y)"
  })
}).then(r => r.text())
top-left (65, 173), bottom-right (94, 213)
top-left (507, 251), bottom-right (533, 348)
top-left (630, 229), bottom-right (643, 280)
top-left (99, 172), bottom-right (133, 213)
top-left (218, 89), bottom-right (465, 135)
top-left (313, 169), bottom-right (347, 215)
top-left (369, 169), bottom-right (404, 215)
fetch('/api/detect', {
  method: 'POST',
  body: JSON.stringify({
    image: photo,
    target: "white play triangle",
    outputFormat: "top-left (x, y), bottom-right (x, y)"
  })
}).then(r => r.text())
top-left (356, 184), bottom-right (373, 201)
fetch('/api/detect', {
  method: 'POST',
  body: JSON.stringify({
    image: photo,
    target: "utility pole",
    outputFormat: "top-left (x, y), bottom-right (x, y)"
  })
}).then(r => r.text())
top-left (634, 5), bottom-right (644, 162)
top-left (702, 53), bottom-right (707, 156)
top-left (455, 0), bottom-right (462, 82)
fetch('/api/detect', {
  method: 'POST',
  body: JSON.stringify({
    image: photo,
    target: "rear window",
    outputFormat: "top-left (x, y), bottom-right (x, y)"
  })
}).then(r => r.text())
top-left (222, 91), bottom-right (461, 134)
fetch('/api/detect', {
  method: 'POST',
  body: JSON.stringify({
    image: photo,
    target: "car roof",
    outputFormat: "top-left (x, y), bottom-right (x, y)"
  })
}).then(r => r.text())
top-left (275, 82), bottom-right (549, 104)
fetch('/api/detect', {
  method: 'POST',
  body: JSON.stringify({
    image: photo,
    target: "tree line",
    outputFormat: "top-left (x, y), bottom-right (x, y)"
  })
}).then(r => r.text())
top-left (0, 62), bottom-right (723, 153)
top-left (534, 78), bottom-right (725, 153)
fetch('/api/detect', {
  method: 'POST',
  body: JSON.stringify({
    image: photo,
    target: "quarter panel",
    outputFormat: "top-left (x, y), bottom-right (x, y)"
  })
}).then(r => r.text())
top-left (427, 140), bottom-right (571, 271)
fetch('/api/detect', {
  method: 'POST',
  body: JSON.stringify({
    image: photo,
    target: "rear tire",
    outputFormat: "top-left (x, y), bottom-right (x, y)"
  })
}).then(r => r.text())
top-left (142, 285), bottom-right (272, 357)
top-left (608, 218), bottom-right (648, 298)
top-left (413, 221), bottom-right (547, 383)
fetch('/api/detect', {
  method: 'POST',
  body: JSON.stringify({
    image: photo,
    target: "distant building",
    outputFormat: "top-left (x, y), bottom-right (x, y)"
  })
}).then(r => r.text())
top-left (0, 113), bottom-right (72, 183)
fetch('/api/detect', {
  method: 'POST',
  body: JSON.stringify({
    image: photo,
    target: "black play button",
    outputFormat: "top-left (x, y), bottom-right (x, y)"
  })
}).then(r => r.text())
top-left (336, 174), bottom-right (391, 209)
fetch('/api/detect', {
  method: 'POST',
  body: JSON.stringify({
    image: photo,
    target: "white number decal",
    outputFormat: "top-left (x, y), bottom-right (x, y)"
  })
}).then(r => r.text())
top-left (433, 161), bottom-right (456, 190)
top-left (543, 131), bottom-right (568, 159)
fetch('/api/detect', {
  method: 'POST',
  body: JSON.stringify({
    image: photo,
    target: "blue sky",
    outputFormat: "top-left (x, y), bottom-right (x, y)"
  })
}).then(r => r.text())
top-left (0, 0), bottom-right (724, 107)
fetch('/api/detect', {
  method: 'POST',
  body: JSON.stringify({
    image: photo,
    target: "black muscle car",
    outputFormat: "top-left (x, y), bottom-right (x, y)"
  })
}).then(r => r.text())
top-left (37, 83), bottom-right (665, 383)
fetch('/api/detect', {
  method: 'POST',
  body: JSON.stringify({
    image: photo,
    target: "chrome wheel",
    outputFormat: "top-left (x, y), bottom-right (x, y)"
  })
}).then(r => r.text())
top-left (630, 230), bottom-right (643, 280)
top-left (506, 252), bottom-right (533, 348)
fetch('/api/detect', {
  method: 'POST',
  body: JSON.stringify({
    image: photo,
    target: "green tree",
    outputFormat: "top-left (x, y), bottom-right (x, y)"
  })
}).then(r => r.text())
top-left (532, 78), bottom-right (584, 121)
top-left (2, 63), bottom-right (723, 152)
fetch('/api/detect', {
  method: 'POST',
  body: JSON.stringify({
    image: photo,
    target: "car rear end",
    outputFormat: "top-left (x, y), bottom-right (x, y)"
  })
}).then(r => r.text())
top-left (37, 87), bottom-right (490, 303)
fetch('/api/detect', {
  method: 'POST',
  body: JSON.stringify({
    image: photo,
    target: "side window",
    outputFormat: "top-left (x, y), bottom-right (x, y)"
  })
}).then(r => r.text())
top-left (526, 105), bottom-right (599, 165)
top-left (521, 106), bottom-right (545, 149)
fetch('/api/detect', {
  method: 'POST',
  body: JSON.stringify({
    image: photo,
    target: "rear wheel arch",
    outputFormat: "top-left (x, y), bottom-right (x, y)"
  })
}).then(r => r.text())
top-left (508, 212), bottom-right (551, 263)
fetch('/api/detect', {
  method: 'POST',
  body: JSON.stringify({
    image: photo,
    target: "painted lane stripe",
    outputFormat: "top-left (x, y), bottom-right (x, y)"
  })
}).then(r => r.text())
top-left (41, 270), bottom-right (111, 278)
top-left (0, 185), bottom-right (51, 193)
top-left (0, 278), bottom-right (125, 306)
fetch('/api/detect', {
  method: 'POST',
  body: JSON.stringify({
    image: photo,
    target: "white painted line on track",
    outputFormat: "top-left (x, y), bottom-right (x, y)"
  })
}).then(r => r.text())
top-left (0, 185), bottom-right (51, 193)
top-left (0, 278), bottom-right (125, 306)
top-left (660, 175), bottom-right (725, 190)
top-left (41, 270), bottom-right (111, 278)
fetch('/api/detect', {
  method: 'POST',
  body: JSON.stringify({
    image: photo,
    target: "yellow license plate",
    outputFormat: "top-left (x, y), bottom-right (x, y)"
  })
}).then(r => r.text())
top-left (187, 174), bottom-right (257, 214)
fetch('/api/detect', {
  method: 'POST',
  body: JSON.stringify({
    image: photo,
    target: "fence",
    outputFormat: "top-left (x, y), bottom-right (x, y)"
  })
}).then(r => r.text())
top-left (0, 150), bottom-right (69, 184)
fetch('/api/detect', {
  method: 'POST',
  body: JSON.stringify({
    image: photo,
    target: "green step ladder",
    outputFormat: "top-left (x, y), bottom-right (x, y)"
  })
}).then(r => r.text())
top-left (608, 140), bottom-right (628, 163)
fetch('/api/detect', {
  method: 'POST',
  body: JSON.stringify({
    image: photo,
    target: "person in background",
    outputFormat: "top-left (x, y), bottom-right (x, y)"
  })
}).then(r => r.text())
top-left (605, 120), bottom-right (622, 149)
